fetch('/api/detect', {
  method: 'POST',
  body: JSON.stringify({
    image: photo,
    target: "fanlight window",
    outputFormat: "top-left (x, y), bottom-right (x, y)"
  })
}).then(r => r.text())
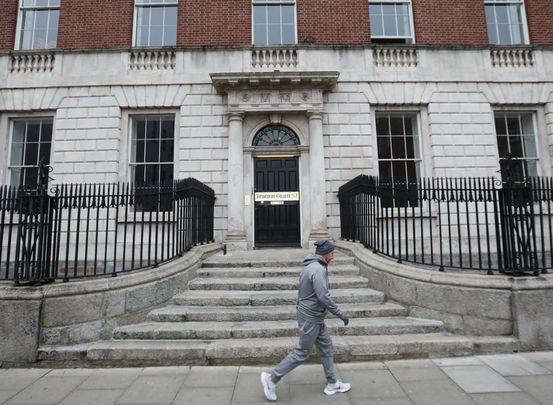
top-left (252, 125), bottom-right (300, 146)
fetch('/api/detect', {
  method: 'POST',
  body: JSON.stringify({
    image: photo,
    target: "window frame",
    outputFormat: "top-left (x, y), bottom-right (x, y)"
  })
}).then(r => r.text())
top-left (14, 0), bottom-right (61, 51)
top-left (484, 0), bottom-right (530, 45)
top-left (368, 0), bottom-right (416, 45)
top-left (132, 0), bottom-right (179, 48)
top-left (252, 0), bottom-right (298, 46)
top-left (5, 115), bottom-right (55, 188)
top-left (493, 109), bottom-right (543, 180)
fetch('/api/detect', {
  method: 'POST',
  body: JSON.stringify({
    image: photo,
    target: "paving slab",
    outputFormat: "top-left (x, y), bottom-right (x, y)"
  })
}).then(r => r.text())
top-left (116, 375), bottom-right (186, 404)
top-left (401, 379), bottom-right (477, 405)
top-left (507, 375), bottom-right (553, 405)
top-left (58, 389), bottom-right (123, 405)
top-left (172, 386), bottom-right (235, 405)
top-left (351, 398), bottom-right (413, 405)
top-left (0, 391), bottom-right (18, 404)
top-left (440, 365), bottom-right (520, 394)
top-left (183, 366), bottom-right (238, 387)
top-left (477, 354), bottom-right (552, 376)
top-left (80, 370), bottom-right (141, 390)
top-left (386, 359), bottom-right (449, 381)
top-left (337, 361), bottom-right (387, 371)
top-left (470, 391), bottom-right (541, 405)
top-left (4, 376), bottom-right (87, 405)
top-left (289, 383), bottom-right (352, 405)
top-left (339, 369), bottom-right (406, 399)
top-left (433, 357), bottom-right (484, 367)
top-left (232, 369), bottom-right (289, 404)
top-left (47, 368), bottom-right (96, 377)
top-left (141, 366), bottom-right (190, 375)
top-left (0, 369), bottom-right (50, 390)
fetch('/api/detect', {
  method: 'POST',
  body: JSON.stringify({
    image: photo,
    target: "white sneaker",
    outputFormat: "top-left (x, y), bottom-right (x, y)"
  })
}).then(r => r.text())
top-left (260, 372), bottom-right (277, 401)
top-left (324, 380), bottom-right (351, 395)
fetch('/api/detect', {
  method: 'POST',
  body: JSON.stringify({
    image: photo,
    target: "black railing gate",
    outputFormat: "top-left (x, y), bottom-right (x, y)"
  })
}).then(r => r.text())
top-left (14, 162), bottom-right (55, 284)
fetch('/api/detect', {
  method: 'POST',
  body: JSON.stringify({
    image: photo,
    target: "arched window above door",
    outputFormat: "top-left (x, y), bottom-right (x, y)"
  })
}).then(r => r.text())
top-left (252, 125), bottom-right (300, 147)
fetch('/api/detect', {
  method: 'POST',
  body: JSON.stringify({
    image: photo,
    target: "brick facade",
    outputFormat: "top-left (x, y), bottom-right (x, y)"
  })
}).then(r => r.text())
top-left (297, 0), bottom-right (370, 44)
top-left (413, 0), bottom-right (488, 45)
top-left (526, 0), bottom-right (553, 45)
top-left (0, 0), bottom-right (18, 51)
top-left (178, 0), bottom-right (251, 46)
top-left (57, 0), bottom-right (133, 49)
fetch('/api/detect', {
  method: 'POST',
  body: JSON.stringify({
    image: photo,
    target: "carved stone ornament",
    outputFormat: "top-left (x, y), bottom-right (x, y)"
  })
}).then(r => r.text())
top-left (227, 89), bottom-right (323, 111)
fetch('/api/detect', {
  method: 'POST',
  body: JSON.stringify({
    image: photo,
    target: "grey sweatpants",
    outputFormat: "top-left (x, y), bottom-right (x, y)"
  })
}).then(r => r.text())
top-left (271, 316), bottom-right (337, 384)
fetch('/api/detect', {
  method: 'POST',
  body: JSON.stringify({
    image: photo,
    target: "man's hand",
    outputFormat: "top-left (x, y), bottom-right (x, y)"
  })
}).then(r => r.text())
top-left (341, 314), bottom-right (349, 326)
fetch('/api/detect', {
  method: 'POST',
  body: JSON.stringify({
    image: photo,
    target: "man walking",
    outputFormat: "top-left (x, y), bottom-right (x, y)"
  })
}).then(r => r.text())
top-left (260, 240), bottom-right (351, 401)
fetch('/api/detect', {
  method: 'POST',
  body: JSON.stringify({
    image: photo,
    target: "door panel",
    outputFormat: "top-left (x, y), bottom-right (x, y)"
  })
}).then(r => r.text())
top-left (254, 158), bottom-right (300, 247)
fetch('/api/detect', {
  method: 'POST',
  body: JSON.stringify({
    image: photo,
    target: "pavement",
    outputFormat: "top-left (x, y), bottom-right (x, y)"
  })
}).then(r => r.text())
top-left (1, 352), bottom-right (553, 405)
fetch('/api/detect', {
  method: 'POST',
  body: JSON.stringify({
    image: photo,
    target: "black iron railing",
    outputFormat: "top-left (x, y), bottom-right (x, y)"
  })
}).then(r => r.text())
top-left (338, 175), bottom-right (551, 275)
top-left (0, 168), bottom-right (215, 284)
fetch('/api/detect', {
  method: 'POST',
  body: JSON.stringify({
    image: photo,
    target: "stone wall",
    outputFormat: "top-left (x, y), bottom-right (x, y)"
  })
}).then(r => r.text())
top-left (0, 243), bottom-right (219, 364)
top-left (337, 240), bottom-right (553, 350)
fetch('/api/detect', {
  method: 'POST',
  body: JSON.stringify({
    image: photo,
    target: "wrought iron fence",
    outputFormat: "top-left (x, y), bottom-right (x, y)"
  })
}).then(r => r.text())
top-left (338, 175), bottom-right (551, 276)
top-left (0, 168), bottom-right (215, 284)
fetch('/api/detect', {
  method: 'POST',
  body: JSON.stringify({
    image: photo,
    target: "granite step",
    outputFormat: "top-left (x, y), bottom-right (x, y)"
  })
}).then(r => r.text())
top-left (113, 317), bottom-right (444, 340)
top-left (187, 276), bottom-right (369, 291)
top-left (39, 334), bottom-right (520, 367)
top-left (196, 264), bottom-right (360, 278)
top-left (172, 288), bottom-right (385, 306)
top-left (148, 302), bottom-right (408, 322)
top-left (201, 253), bottom-right (354, 268)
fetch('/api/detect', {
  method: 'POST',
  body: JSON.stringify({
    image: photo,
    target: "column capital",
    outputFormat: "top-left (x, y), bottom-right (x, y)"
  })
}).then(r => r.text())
top-left (228, 111), bottom-right (245, 122)
top-left (307, 110), bottom-right (324, 121)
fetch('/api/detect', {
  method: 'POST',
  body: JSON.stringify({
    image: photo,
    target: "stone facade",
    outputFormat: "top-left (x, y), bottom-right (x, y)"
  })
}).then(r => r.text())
top-left (0, 46), bottom-right (553, 247)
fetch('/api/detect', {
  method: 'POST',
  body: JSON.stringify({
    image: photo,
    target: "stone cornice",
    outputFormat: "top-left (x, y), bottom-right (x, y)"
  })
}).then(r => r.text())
top-left (210, 71), bottom-right (340, 93)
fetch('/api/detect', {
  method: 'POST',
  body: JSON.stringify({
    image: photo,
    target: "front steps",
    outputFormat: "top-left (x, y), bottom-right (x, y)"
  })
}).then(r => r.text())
top-left (38, 249), bottom-right (518, 366)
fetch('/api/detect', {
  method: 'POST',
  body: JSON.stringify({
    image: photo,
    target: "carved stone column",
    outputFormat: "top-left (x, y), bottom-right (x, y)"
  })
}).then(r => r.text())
top-left (225, 112), bottom-right (247, 250)
top-left (308, 111), bottom-right (330, 240)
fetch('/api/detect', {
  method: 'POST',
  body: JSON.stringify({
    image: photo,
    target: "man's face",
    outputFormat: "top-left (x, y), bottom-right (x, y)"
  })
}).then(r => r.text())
top-left (323, 251), bottom-right (335, 264)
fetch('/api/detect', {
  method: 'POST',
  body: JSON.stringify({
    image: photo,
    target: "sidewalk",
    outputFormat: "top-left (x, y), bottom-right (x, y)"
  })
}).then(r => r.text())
top-left (1, 352), bottom-right (553, 405)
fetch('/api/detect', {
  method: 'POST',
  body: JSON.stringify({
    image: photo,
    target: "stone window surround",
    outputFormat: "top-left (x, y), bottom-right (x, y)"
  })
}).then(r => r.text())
top-left (371, 105), bottom-right (430, 179)
top-left (15, 0), bottom-right (61, 51)
top-left (118, 108), bottom-right (180, 186)
top-left (0, 111), bottom-right (56, 186)
top-left (492, 105), bottom-right (550, 178)
top-left (369, 0), bottom-right (416, 45)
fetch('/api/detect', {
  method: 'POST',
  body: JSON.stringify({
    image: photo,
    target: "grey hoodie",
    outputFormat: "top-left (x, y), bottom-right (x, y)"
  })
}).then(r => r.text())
top-left (296, 253), bottom-right (346, 323)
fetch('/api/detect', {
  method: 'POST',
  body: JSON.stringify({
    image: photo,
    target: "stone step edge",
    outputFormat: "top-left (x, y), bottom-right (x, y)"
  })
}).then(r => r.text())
top-left (112, 317), bottom-right (445, 340)
top-left (201, 258), bottom-right (355, 268)
top-left (148, 302), bottom-right (408, 321)
top-left (37, 335), bottom-right (520, 367)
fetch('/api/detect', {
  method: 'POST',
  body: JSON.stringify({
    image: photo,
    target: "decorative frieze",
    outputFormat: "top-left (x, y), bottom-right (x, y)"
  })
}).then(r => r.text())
top-left (373, 47), bottom-right (418, 67)
top-left (490, 48), bottom-right (534, 68)
top-left (129, 50), bottom-right (176, 70)
top-left (228, 89), bottom-right (323, 111)
top-left (251, 47), bottom-right (298, 70)
top-left (10, 52), bottom-right (55, 73)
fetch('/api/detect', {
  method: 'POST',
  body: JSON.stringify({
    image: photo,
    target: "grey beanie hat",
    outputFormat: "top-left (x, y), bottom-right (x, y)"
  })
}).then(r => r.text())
top-left (314, 240), bottom-right (335, 255)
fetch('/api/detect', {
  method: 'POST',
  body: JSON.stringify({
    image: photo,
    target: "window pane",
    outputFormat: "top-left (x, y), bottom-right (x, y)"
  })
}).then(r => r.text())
top-left (39, 142), bottom-right (51, 163)
top-left (281, 5), bottom-right (294, 24)
top-left (375, 116), bottom-right (389, 135)
top-left (27, 122), bottom-right (41, 143)
top-left (267, 24), bottom-right (281, 44)
top-left (370, 11), bottom-right (383, 36)
top-left (379, 161), bottom-right (392, 179)
top-left (253, 6), bottom-right (267, 25)
top-left (24, 142), bottom-right (39, 165)
top-left (377, 136), bottom-right (391, 159)
top-left (146, 119), bottom-right (160, 139)
top-left (149, 27), bottom-right (164, 46)
top-left (389, 116), bottom-right (404, 135)
top-left (282, 23), bottom-right (295, 44)
top-left (254, 24), bottom-right (267, 45)
top-left (506, 116), bottom-right (520, 135)
top-left (494, 117), bottom-right (507, 135)
top-left (497, 135), bottom-right (509, 157)
top-left (160, 118), bottom-right (174, 138)
top-left (391, 136), bottom-right (406, 158)
top-left (11, 143), bottom-right (24, 166)
top-left (267, 5), bottom-right (280, 24)
top-left (160, 139), bottom-right (174, 161)
top-left (392, 160), bottom-right (406, 179)
top-left (165, 6), bottom-right (177, 26)
top-left (145, 139), bottom-right (159, 162)
top-left (10, 168), bottom-right (22, 187)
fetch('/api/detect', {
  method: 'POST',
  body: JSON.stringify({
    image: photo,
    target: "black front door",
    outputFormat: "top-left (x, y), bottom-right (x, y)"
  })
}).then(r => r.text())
top-left (254, 157), bottom-right (300, 247)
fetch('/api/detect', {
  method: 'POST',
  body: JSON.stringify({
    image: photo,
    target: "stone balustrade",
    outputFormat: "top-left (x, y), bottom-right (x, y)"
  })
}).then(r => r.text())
top-left (373, 47), bottom-right (418, 67)
top-left (251, 47), bottom-right (298, 69)
top-left (129, 49), bottom-right (176, 70)
top-left (490, 47), bottom-right (534, 67)
top-left (10, 52), bottom-right (55, 73)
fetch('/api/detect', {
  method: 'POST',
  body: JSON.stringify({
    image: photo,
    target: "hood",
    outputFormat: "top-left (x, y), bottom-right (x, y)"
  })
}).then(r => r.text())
top-left (303, 253), bottom-right (327, 266)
